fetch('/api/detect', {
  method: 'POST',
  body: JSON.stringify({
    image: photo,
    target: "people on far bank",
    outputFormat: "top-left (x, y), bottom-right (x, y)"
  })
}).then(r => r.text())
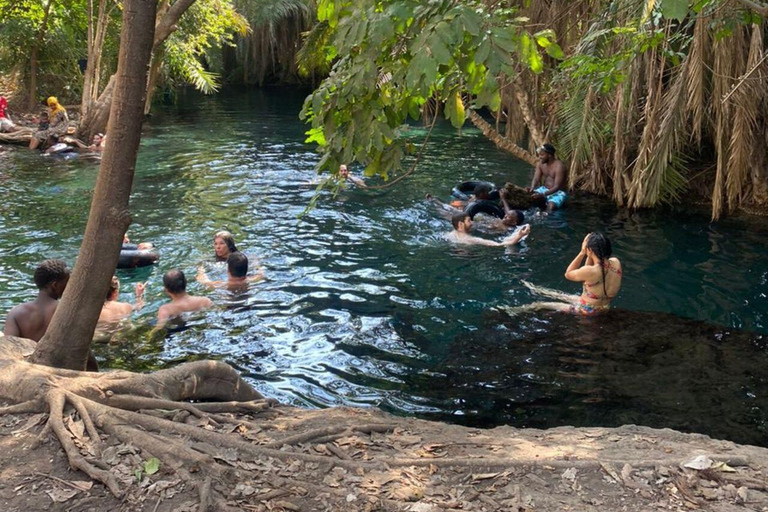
top-left (519, 232), bottom-right (622, 316)
top-left (2, 259), bottom-right (70, 341)
top-left (156, 269), bottom-right (213, 329)
top-left (30, 97), bottom-right (69, 150)
top-left (527, 143), bottom-right (567, 211)
top-left (0, 96), bottom-right (17, 133)
top-left (445, 212), bottom-right (530, 247)
top-left (197, 251), bottom-right (264, 291)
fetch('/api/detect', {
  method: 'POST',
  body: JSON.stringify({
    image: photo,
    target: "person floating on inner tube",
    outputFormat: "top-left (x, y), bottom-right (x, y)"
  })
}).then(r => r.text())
top-left (526, 143), bottom-right (568, 211)
top-left (426, 192), bottom-right (525, 233)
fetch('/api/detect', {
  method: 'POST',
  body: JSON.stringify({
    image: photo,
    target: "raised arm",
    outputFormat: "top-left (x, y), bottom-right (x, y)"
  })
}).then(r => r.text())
top-left (133, 283), bottom-right (146, 311)
top-left (564, 234), bottom-right (594, 281)
top-left (502, 225), bottom-right (531, 246)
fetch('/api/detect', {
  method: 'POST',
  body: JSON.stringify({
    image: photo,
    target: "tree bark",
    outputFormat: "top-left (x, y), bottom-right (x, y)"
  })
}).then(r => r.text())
top-left (466, 109), bottom-right (538, 166)
top-left (31, 0), bottom-right (157, 371)
top-left (79, 0), bottom-right (198, 139)
top-left (81, 0), bottom-right (114, 118)
top-left (28, 0), bottom-right (54, 110)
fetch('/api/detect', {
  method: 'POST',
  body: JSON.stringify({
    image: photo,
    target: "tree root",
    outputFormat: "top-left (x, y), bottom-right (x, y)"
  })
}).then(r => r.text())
top-left (265, 423), bottom-right (394, 448)
top-left (0, 399), bottom-right (44, 415)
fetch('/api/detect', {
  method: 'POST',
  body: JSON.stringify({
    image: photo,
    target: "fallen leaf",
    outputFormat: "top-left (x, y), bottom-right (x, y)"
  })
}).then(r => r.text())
top-left (45, 487), bottom-right (79, 503)
top-left (682, 455), bottom-right (713, 471)
top-left (471, 472), bottom-right (501, 482)
top-left (11, 413), bottom-right (46, 435)
top-left (69, 481), bottom-right (94, 492)
top-left (144, 457), bottom-right (161, 476)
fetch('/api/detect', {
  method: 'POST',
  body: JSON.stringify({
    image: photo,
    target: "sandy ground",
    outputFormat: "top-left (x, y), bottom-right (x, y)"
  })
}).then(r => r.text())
top-left (1, 403), bottom-right (767, 512)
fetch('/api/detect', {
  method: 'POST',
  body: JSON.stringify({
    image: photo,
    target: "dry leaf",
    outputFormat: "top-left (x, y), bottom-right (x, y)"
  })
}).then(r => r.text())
top-left (45, 487), bottom-right (79, 503)
top-left (471, 472), bottom-right (501, 482)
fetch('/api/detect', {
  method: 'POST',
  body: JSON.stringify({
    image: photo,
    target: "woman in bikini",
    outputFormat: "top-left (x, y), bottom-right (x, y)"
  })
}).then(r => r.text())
top-left (520, 232), bottom-right (622, 316)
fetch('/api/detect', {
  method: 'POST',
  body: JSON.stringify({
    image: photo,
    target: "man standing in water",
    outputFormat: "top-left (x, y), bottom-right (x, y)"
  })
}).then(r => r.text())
top-left (197, 252), bottom-right (264, 291)
top-left (445, 213), bottom-right (530, 247)
top-left (157, 269), bottom-right (213, 328)
top-left (527, 143), bottom-right (568, 211)
top-left (3, 259), bottom-right (70, 341)
top-left (339, 164), bottom-right (367, 188)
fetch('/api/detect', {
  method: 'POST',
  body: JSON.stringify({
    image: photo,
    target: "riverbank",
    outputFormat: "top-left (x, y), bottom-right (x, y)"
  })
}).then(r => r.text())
top-left (2, 402), bottom-right (767, 511)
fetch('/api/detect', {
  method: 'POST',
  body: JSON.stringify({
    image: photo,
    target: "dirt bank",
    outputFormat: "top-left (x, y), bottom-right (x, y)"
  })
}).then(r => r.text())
top-left (1, 403), bottom-right (766, 511)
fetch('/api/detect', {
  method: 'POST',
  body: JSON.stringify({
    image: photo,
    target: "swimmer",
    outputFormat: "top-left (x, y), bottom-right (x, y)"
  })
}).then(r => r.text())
top-left (339, 164), bottom-right (367, 188)
top-left (62, 133), bottom-right (106, 152)
top-left (3, 259), bottom-right (70, 341)
top-left (197, 251), bottom-right (264, 291)
top-left (513, 232), bottom-right (622, 316)
top-left (445, 212), bottom-right (530, 247)
top-left (123, 233), bottom-right (154, 251)
top-left (97, 276), bottom-right (145, 326)
top-left (213, 230), bottom-right (238, 262)
top-left (526, 143), bottom-right (568, 211)
top-left (156, 269), bottom-right (213, 329)
top-left (427, 193), bottom-right (524, 232)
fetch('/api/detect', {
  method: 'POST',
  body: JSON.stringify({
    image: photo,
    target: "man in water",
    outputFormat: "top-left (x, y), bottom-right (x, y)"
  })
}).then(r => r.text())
top-left (445, 213), bottom-right (530, 247)
top-left (339, 164), bottom-right (367, 188)
top-left (527, 143), bottom-right (567, 211)
top-left (427, 193), bottom-right (524, 232)
top-left (157, 269), bottom-right (213, 328)
top-left (3, 259), bottom-right (70, 341)
top-left (197, 251), bottom-right (264, 291)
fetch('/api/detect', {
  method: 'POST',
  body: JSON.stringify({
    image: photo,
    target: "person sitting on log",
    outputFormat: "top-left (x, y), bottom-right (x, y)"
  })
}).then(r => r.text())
top-left (0, 96), bottom-right (17, 133)
top-left (526, 143), bottom-right (568, 211)
top-left (29, 96), bottom-right (69, 150)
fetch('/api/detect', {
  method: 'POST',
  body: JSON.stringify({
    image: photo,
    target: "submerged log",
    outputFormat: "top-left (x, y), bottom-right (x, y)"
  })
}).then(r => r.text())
top-left (0, 127), bottom-right (34, 145)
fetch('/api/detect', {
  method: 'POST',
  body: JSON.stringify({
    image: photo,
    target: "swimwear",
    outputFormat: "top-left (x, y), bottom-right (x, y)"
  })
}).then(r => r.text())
top-left (570, 297), bottom-right (606, 316)
top-left (535, 186), bottom-right (567, 208)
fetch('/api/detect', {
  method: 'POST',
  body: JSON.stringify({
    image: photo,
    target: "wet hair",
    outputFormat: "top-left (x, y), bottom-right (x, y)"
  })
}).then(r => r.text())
top-left (473, 183), bottom-right (492, 199)
top-left (214, 230), bottom-right (238, 254)
top-left (452, 212), bottom-right (470, 229)
top-left (586, 232), bottom-right (613, 295)
top-left (504, 210), bottom-right (525, 226)
top-left (227, 251), bottom-right (249, 278)
top-left (106, 276), bottom-right (119, 300)
top-left (34, 259), bottom-right (70, 290)
top-left (538, 143), bottom-right (556, 155)
top-left (163, 269), bottom-right (187, 294)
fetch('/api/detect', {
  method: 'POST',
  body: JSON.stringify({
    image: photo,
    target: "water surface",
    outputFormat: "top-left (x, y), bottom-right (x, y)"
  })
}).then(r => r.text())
top-left (1, 87), bottom-right (767, 445)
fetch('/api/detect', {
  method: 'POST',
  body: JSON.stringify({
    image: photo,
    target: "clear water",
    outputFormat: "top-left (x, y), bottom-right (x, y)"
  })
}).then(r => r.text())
top-left (1, 87), bottom-right (768, 445)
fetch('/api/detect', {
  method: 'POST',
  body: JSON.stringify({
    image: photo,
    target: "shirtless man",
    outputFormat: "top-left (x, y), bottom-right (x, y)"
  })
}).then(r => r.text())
top-left (339, 164), bottom-right (367, 188)
top-left (527, 143), bottom-right (568, 211)
top-left (197, 251), bottom-right (264, 291)
top-left (445, 213), bottom-right (530, 247)
top-left (98, 276), bottom-right (145, 326)
top-left (3, 259), bottom-right (70, 341)
top-left (156, 269), bottom-right (213, 328)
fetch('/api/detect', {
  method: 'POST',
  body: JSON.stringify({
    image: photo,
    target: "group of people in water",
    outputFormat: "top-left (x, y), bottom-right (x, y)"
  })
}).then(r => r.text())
top-left (2, 230), bottom-right (261, 343)
top-left (2, 139), bottom-right (623, 350)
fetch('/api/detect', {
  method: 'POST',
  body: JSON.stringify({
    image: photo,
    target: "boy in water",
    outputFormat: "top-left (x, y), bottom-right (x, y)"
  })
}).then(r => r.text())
top-left (157, 269), bottom-right (213, 328)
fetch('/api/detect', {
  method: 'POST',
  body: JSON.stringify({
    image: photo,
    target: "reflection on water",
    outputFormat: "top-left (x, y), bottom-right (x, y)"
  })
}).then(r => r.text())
top-left (1, 87), bottom-right (768, 445)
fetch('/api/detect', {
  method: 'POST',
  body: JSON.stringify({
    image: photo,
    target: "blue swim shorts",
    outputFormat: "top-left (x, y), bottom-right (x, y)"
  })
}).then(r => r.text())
top-left (535, 186), bottom-right (567, 208)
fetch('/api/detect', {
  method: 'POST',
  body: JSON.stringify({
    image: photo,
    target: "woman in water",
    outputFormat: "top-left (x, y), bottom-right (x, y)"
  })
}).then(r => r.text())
top-left (97, 276), bottom-right (145, 330)
top-left (521, 232), bottom-right (622, 316)
top-left (213, 230), bottom-right (238, 261)
top-left (30, 96), bottom-right (69, 150)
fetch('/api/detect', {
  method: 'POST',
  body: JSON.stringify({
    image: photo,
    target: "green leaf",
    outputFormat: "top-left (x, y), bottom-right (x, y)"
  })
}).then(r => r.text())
top-left (475, 37), bottom-right (491, 64)
top-left (445, 91), bottom-right (465, 129)
top-left (428, 31), bottom-right (452, 65)
top-left (144, 458), bottom-right (161, 476)
top-left (305, 127), bottom-right (327, 146)
top-left (546, 43), bottom-right (565, 59)
top-left (661, 0), bottom-right (688, 21)
top-left (135, 469), bottom-right (143, 482)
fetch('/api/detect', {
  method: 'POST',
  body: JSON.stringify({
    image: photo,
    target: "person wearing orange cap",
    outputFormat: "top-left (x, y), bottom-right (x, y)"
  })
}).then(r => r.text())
top-left (29, 96), bottom-right (69, 150)
top-left (0, 96), bottom-right (17, 133)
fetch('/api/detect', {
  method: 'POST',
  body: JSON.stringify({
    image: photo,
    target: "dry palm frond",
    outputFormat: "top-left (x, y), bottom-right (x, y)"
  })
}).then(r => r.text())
top-left (612, 82), bottom-right (628, 204)
top-left (685, 14), bottom-right (710, 150)
top-left (725, 24), bottom-right (765, 211)
top-left (711, 31), bottom-right (739, 219)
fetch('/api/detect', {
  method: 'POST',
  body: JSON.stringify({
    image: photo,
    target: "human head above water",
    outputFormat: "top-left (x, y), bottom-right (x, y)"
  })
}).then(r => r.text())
top-left (473, 183), bottom-right (493, 200)
top-left (451, 212), bottom-right (471, 230)
top-left (339, 164), bottom-right (349, 179)
top-left (213, 230), bottom-right (238, 259)
top-left (502, 210), bottom-right (525, 227)
top-left (34, 259), bottom-right (70, 298)
top-left (106, 276), bottom-right (120, 300)
top-left (585, 232), bottom-right (612, 261)
top-left (227, 251), bottom-right (249, 278)
top-left (163, 269), bottom-right (187, 294)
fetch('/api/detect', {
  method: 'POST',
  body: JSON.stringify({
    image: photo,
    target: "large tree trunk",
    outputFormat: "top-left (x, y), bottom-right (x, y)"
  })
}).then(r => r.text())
top-left (81, 0), bottom-right (114, 118)
top-left (79, 0), bottom-right (197, 139)
top-left (466, 109), bottom-right (538, 166)
top-left (31, 0), bottom-right (157, 371)
top-left (27, 0), bottom-right (54, 110)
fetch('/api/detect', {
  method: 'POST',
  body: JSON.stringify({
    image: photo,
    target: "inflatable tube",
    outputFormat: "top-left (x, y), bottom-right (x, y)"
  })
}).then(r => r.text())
top-left (465, 199), bottom-right (505, 219)
top-left (117, 248), bottom-right (159, 269)
top-left (450, 180), bottom-right (498, 201)
top-left (46, 142), bottom-right (76, 155)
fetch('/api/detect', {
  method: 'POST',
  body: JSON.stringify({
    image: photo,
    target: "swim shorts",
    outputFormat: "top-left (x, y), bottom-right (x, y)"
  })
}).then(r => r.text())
top-left (535, 186), bottom-right (567, 208)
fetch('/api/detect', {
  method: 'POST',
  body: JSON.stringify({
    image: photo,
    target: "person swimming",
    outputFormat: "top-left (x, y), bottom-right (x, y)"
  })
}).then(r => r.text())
top-left (445, 212), bottom-right (530, 247)
top-left (213, 230), bottom-right (238, 262)
top-left (97, 276), bottom-right (145, 329)
top-left (197, 251), bottom-right (264, 291)
top-left (514, 232), bottom-right (622, 316)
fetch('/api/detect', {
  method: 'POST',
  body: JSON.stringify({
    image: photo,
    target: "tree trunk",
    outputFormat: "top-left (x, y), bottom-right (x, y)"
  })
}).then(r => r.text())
top-left (31, 0), bottom-right (157, 371)
top-left (81, 0), bottom-right (114, 118)
top-left (79, 0), bottom-right (198, 139)
top-left (466, 109), bottom-right (538, 166)
top-left (27, 0), bottom-right (54, 110)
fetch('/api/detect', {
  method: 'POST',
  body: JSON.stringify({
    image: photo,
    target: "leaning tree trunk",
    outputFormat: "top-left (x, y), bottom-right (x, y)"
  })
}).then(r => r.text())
top-left (31, 0), bottom-right (157, 371)
top-left (81, 0), bottom-right (114, 118)
top-left (79, 0), bottom-right (197, 140)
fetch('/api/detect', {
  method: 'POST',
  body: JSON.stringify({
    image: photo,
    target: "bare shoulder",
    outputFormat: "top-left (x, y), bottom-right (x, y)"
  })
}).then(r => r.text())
top-left (196, 296), bottom-right (213, 308)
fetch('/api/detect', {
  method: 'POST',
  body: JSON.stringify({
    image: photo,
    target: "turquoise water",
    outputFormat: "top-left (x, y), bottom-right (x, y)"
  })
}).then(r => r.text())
top-left (1, 87), bottom-right (767, 445)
